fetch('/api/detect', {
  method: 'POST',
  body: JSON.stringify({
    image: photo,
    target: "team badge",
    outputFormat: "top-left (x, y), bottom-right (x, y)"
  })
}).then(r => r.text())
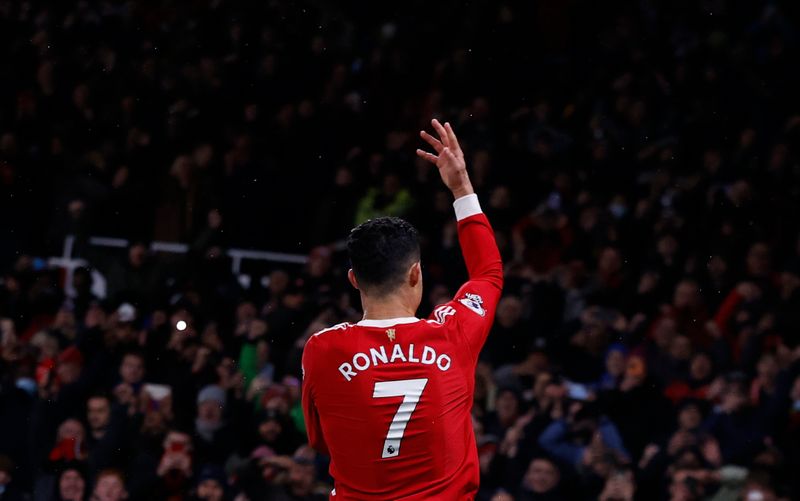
top-left (386, 328), bottom-right (396, 342)
top-left (459, 293), bottom-right (486, 317)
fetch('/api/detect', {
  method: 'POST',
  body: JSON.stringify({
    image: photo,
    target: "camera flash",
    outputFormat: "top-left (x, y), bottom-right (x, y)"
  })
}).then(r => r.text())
top-left (176, 320), bottom-right (187, 331)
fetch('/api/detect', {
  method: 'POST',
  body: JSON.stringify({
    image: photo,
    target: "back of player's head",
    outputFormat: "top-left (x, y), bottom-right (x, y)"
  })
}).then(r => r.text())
top-left (347, 217), bottom-right (420, 297)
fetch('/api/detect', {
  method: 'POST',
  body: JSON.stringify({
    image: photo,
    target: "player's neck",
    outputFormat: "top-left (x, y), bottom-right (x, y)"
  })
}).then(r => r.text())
top-left (360, 294), bottom-right (417, 321)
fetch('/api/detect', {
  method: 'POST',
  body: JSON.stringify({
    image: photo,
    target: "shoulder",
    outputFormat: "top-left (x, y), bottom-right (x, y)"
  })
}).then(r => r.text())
top-left (429, 303), bottom-right (459, 325)
top-left (305, 322), bottom-right (353, 350)
top-left (311, 322), bottom-right (352, 338)
top-left (303, 322), bottom-right (352, 376)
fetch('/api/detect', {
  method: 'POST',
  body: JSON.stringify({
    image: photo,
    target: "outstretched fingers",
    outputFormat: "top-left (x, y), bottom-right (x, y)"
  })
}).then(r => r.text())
top-left (419, 119), bottom-right (459, 167)
top-left (444, 122), bottom-right (461, 153)
top-left (416, 149), bottom-right (438, 164)
top-left (431, 119), bottom-right (450, 148)
top-left (420, 130), bottom-right (444, 153)
top-left (440, 147), bottom-right (457, 163)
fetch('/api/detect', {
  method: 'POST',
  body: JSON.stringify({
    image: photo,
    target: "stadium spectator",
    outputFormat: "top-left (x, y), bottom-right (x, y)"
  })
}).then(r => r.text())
top-left (0, 455), bottom-right (25, 501)
top-left (55, 466), bottom-right (87, 501)
top-left (517, 456), bottom-right (563, 501)
top-left (91, 469), bottom-right (128, 501)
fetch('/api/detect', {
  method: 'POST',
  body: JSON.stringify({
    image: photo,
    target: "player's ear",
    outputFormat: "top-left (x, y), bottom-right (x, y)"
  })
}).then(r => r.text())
top-left (347, 269), bottom-right (359, 290)
top-left (408, 262), bottom-right (422, 288)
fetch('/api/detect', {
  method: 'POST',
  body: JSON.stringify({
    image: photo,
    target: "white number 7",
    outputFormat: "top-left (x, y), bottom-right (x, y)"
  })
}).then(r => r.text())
top-left (372, 378), bottom-right (428, 458)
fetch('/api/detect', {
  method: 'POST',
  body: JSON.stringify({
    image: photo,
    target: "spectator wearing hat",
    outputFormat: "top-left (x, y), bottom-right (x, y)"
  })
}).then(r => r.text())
top-left (595, 343), bottom-right (628, 391)
top-left (191, 464), bottom-right (226, 501)
top-left (252, 408), bottom-right (303, 457)
top-left (193, 386), bottom-right (237, 467)
top-left (56, 347), bottom-right (84, 391)
top-left (32, 345), bottom-right (92, 428)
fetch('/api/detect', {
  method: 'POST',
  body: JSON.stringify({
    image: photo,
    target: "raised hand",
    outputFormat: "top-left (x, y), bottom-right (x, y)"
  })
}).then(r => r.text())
top-left (416, 119), bottom-right (474, 199)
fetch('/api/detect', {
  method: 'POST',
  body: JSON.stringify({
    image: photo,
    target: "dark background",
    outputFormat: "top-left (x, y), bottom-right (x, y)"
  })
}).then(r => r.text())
top-left (2, 1), bottom-right (800, 500)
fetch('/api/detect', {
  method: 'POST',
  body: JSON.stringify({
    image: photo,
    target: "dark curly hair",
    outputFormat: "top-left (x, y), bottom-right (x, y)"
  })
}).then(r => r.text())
top-left (346, 217), bottom-right (420, 297)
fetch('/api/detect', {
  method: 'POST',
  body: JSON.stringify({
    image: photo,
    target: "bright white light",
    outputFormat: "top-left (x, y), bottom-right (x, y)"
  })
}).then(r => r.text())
top-left (176, 320), bottom-right (187, 331)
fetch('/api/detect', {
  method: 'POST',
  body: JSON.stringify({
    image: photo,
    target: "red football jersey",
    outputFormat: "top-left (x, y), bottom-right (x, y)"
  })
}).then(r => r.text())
top-left (302, 195), bottom-right (503, 500)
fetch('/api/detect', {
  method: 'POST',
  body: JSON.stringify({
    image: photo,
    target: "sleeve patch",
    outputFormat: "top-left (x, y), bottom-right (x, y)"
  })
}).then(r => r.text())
top-left (459, 293), bottom-right (486, 317)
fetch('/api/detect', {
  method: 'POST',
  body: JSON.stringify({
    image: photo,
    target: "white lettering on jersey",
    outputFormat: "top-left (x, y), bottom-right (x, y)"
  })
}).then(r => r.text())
top-left (338, 362), bottom-right (357, 381)
top-left (370, 346), bottom-right (388, 365)
top-left (337, 344), bottom-right (453, 381)
top-left (353, 353), bottom-right (370, 371)
top-left (408, 343), bottom-right (420, 363)
top-left (390, 343), bottom-right (407, 363)
top-left (421, 346), bottom-right (436, 364)
top-left (459, 293), bottom-right (486, 317)
top-left (436, 354), bottom-right (452, 371)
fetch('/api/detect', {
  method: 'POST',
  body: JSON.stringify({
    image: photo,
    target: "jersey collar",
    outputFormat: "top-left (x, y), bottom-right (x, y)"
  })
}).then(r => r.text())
top-left (356, 317), bottom-right (420, 328)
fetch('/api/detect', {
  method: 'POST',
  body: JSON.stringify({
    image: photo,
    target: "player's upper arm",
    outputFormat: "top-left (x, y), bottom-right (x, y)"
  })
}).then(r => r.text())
top-left (428, 194), bottom-right (503, 363)
top-left (301, 335), bottom-right (329, 455)
top-left (453, 195), bottom-right (504, 294)
top-left (432, 280), bottom-right (501, 364)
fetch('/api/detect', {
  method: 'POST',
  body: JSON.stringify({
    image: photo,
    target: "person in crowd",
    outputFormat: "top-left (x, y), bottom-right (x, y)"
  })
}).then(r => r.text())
top-left (0, 455), bottom-right (25, 501)
top-left (517, 457), bottom-right (563, 501)
top-left (90, 470), bottom-right (127, 501)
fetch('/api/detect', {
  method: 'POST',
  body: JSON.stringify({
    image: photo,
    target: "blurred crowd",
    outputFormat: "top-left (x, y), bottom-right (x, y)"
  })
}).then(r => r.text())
top-left (3, 0), bottom-right (800, 500)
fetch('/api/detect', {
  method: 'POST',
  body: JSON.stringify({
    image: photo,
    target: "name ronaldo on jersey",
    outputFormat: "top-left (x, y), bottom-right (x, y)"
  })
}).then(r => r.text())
top-left (338, 343), bottom-right (452, 381)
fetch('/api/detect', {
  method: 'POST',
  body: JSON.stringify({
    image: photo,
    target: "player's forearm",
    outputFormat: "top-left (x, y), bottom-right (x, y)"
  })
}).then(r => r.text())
top-left (454, 194), bottom-right (503, 289)
top-left (449, 177), bottom-right (474, 200)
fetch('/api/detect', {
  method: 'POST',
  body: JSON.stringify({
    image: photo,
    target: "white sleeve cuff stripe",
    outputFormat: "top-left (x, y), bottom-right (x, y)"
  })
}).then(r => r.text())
top-left (453, 193), bottom-right (482, 221)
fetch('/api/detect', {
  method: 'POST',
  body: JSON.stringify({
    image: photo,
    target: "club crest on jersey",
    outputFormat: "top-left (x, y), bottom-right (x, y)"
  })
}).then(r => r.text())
top-left (459, 292), bottom-right (485, 317)
top-left (386, 328), bottom-right (396, 342)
